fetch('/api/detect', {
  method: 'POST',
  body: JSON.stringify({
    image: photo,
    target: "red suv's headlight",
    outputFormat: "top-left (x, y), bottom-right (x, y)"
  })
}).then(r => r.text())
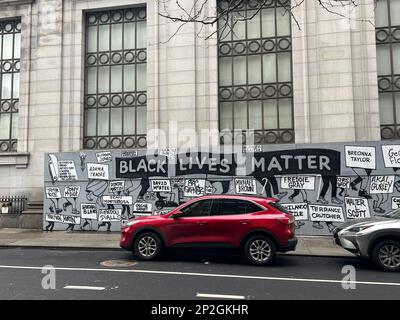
top-left (121, 220), bottom-right (140, 231)
top-left (125, 220), bottom-right (141, 227)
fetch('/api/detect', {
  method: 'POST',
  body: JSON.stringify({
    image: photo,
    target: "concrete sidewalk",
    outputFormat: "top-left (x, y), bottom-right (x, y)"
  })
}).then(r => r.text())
top-left (0, 228), bottom-right (354, 257)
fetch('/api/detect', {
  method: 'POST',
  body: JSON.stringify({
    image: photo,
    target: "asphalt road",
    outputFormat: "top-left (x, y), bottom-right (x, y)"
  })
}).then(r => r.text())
top-left (0, 247), bottom-right (399, 300)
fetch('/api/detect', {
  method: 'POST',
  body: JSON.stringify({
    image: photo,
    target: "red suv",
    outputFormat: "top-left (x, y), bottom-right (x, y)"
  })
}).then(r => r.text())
top-left (120, 195), bottom-right (297, 265)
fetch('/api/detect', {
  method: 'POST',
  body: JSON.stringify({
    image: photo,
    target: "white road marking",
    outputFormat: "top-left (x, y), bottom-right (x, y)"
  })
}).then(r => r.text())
top-left (0, 264), bottom-right (399, 287)
top-left (64, 285), bottom-right (105, 291)
top-left (197, 293), bottom-right (245, 300)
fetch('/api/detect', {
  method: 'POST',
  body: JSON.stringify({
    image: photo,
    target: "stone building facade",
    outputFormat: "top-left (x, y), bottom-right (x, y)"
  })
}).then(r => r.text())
top-left (0, 0), bottom-right (389, 202)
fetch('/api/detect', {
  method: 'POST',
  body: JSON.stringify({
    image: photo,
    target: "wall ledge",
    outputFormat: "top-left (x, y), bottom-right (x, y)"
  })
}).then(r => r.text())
top-left (0, 152), bottom-right (30, 169)
top-left (0, 0), bottom-right (34, 5)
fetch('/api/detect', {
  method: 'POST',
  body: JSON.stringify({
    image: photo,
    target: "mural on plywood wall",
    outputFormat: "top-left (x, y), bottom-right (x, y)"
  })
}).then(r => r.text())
top-left (43, 142), bottom-right (400, 235)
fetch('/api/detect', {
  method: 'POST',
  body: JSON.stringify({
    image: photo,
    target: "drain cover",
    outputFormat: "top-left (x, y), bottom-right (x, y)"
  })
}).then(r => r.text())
top-left (100, 259), bottom-right (137, 267)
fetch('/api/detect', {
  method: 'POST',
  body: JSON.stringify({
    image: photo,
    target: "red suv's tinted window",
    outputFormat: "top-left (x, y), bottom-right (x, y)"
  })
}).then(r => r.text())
top-left (181, 200), bottom-right (212, 217)
top-left (269, 201), bottom-right (290, 214)
top-left (211, 199), bottom-right (262, 216)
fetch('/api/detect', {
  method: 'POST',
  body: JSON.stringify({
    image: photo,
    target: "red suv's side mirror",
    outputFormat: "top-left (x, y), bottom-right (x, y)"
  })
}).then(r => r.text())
top-left (170, 212), bottom-right (182, 219)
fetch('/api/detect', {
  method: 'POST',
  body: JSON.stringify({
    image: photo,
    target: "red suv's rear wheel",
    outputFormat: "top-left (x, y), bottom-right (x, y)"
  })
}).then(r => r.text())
top-left (133, 232), bottom-right (163, 261)
top-left (244, 235), bottom-right (276, 266)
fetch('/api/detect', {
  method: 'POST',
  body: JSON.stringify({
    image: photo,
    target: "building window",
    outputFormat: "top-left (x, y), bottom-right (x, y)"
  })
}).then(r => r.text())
top-left (218, 0), bottom-right (293, 145)
top-left (84, 7), bottom-right (147, 150)
top-left (0, 18), bottom-right (20, 152)
top-left (376, 0), bottom-right (400, 140)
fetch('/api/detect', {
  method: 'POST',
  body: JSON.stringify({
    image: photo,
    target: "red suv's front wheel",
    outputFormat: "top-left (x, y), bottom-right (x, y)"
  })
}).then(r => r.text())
top-left (245, 235), bottom-right (276, 266)
top-left (133, 232), bottom-right (163, 261)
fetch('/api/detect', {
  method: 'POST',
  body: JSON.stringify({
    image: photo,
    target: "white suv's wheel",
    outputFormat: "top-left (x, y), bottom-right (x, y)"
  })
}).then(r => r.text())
top-left (372, 240), bottom-right (400, 272)
top-left (134, 232), bottom-right (163, 261)
top-left (244, 235), bottom-right (276, 266)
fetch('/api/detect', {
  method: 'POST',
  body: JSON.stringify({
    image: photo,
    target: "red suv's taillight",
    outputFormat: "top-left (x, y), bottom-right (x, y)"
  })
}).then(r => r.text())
top-left (276, 213), bottom-right (295, 225)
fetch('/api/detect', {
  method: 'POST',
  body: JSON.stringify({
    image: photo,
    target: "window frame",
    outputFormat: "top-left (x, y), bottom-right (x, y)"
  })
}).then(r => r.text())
top-left (83, 7), bottom-right (147, 150)
top-left (0, 17), bottom-right (21, 153)
top-left (376, 0), bottom-right (400, 140)
top-left (217, 0), bottom-right (294, 145)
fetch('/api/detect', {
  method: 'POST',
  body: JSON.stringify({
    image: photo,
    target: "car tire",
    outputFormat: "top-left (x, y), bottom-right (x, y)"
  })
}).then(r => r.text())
top-left (371, 239), bottom-right (400, 272)
top-left (244, 235), bottom-right (276, 266)
top-left (133, 232), bottom-right (163, 261)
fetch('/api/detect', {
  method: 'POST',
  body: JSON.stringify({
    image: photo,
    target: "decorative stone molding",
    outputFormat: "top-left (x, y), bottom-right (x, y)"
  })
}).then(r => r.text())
top-left (0, 0), bottom-right (35, 5)
top-left (0, 152), bottom-right (30, 168)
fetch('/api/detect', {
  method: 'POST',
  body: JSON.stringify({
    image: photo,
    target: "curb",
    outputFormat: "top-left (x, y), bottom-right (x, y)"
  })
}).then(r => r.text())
top-left (0, 230), bottom-right (352, 258)
top-left (281, 252), bottom-right (356, 259)
top-left (0, 245), bottom-right (124, 251)
top-left (0, 244), bottom-right (353, 258)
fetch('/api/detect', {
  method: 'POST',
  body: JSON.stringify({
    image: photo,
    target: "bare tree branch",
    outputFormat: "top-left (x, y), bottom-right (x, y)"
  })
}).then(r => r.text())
top-left (156, 0), bottom-right (377, 43)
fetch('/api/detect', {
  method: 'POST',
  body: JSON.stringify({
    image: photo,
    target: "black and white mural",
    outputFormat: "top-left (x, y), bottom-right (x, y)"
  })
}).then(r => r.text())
top-left (44, 142), bottom-right (400, 235)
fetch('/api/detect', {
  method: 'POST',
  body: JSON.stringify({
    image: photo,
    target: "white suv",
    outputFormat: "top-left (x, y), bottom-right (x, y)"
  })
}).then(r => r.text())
top-left (334, 210), bottom-right (400, 272)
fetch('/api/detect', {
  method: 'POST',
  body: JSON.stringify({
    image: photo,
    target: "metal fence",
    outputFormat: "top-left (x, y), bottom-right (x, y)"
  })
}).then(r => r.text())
top-left (0, 196), bottom-right (27, 214)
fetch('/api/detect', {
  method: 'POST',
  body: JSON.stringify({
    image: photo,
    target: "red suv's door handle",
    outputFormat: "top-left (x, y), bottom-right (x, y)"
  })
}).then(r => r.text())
top-left (196, 221), bottom-right (207, 225)
top-left (240, 220), bottom-right (250, 225)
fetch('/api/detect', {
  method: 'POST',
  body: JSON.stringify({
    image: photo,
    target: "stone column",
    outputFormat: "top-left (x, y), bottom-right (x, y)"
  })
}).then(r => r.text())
top-left (148, 0), bottom-right (219, 149)
top-left (292, 0), bottom-right (380, 144)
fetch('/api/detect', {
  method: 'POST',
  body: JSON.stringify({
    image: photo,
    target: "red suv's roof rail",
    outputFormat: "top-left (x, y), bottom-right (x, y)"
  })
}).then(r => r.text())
top-left (192, 194), bottom-right (279, 203)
